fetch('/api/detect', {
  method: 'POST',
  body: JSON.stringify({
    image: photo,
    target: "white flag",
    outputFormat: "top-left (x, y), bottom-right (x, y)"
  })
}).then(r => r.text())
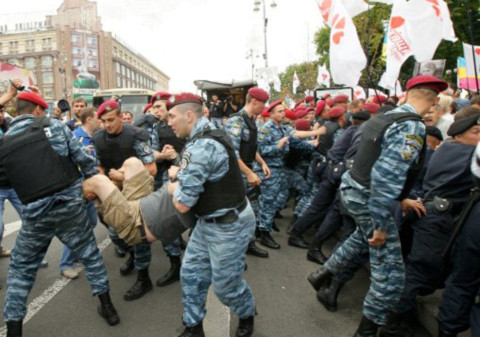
top-left (354, 86), bottom-right (366, 100)
top-left (403, 0), bottom-right (456, 62)
top-left (292, 72), bottom-right (300, 94)
top-left (317, 0), bottom-right (367, 87)
top-left (317, 64), bottom-right (331, 87)
top-left (379, 0), bottom-right (412, 91)
top-left (273, 74), bottom-right (281, 93)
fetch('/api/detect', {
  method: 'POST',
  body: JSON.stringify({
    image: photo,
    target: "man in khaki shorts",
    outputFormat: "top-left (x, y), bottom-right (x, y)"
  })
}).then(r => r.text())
top-left (83, 157), bottom-right (194, 247)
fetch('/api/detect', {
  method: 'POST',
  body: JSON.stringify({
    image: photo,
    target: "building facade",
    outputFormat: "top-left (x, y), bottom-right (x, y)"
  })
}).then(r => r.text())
top-left (0, 0), bottom-right (169, 104)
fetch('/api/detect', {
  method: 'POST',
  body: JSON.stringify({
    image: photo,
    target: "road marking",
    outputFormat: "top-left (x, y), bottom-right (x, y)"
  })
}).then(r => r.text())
top-left (4, 220), bottom-right (21, 237)
top-left (0, 237), bottom-right (111, 337)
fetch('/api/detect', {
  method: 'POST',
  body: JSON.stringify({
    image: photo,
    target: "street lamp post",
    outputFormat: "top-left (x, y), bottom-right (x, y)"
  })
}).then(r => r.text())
top-left (253, 0), bottom-right (277, 69)
top-left (246, 48), bottom-right (260, 80)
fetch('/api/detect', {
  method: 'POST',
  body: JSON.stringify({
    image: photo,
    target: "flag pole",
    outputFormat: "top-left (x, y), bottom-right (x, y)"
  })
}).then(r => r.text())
top-left (464, 0), bottom-right (479, 94)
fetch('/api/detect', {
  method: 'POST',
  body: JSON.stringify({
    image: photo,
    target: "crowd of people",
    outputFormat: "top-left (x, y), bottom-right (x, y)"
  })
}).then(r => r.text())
top-left (0, 75), bottom-right (478, 337)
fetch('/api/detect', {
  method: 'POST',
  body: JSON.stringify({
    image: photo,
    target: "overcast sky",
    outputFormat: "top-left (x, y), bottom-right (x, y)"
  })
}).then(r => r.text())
top-left (1, 0), bottom-right (324, 92)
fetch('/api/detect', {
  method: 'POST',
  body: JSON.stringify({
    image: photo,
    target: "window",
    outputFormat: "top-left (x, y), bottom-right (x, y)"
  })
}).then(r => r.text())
top-left (42, 38), bottom-right (52, 51)
top-left (0, 43), bottom-right (2, 55)
top-left (122, 77), bottom-right (126, 87)
top-left (116, 75), bottom-right (121, 88)
top-left (87, 36), bottom-right (97, 46)
top-left (26, 39), bottom-right (35, 52)
top-left (41, 55), bottom-right (53, 69)
top-left (115, 62), bottom-right (120, 73)
top-left (7, 58), bottom-right (18, 66)
top-left (9, 41), bottom-right (18, 53)
top-left (42, 71), bottom-right (53, 84)
top-left (43, 87), bottom-right (54, 99)
top-left (24, 57), bottom-right (36, 69)
top-left (121, 64), bottom-right (125, 76)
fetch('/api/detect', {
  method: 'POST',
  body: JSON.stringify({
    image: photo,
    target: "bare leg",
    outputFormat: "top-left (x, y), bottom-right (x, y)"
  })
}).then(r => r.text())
top-left (121, 157), bottom-right (145, 180)
top-left (83, 175), bottom-right (116, 202)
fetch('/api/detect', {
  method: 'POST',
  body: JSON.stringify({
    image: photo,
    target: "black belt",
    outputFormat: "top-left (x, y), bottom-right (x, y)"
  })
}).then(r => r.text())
top-left (203, 199), bottom-right (248, 224)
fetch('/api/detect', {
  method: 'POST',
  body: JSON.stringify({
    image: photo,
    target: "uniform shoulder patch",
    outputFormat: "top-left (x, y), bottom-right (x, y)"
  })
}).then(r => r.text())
top-left (141, 143), bottom-right (151, 154)
top-left (259, 128), bottom-right (270, 134)
top-left (401, 134), bottom-right (423, 161)
top-left (179, 151), bottom-right (192, 171)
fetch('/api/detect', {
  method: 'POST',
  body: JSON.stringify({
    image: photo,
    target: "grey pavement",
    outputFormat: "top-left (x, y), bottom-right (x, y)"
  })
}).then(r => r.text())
top-left (0, 201), bottom-right (433, 337)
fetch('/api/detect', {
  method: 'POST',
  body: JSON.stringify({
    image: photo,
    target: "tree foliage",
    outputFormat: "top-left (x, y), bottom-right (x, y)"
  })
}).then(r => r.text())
top-left (307, 0), bottom-right (480, 91)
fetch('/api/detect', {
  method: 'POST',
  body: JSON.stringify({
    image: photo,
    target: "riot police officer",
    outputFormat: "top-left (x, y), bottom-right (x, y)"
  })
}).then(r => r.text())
top-left (93, 101), bottom-right (157, 301)
top-left (307, 75), bottom-right (448, 337)
top-left (225, 87), bottom-right (271, 258)
top-left (167, 93), bottom-right (256, 337)
top-left (0, 92), bottom-right (119, 337)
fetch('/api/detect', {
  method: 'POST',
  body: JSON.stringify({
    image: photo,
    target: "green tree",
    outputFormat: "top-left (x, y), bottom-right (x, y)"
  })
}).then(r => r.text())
top-left (276, 62), bottom-right (318, 101)
top-left (312, 0), bottom-right (480, 90)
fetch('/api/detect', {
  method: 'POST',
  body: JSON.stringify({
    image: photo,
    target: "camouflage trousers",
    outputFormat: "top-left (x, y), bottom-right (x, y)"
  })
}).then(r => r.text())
top-left (324, 185), bottom-right (405, 326)
top-left (275, 168), bottom-right (310, 218)
top-left (181, 204), bottom-right (256, 327)
top-left (4, 201), bottom-right (109, 322)
top-left (258, 167), bottom-right (283, 232)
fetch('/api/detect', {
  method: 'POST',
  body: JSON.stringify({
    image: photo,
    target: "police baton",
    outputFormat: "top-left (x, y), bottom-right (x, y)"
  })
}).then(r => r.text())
top-left (443, 187), bottom-right (480, 260)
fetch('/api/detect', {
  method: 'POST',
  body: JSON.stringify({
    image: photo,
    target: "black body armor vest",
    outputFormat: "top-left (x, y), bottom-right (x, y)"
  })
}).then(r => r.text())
top-left (188, 128), bottom-right (246, 217)
top-left (157, 122), bottom-right (186, 172)
top-left (317, 121), bottom-right (341, 156)
top-left (0, 117), bottom-right (80, 204)
top-left (232, 112), bottom-right (257, 166)
top-left (93, 124), bottom-right (149, 174)
top-left (350, 112), bottom-right (426, 200)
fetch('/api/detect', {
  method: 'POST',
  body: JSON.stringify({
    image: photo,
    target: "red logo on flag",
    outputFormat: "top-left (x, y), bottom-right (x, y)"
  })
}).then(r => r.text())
top-left (425, 0), bottom-right (440, 17)
top-left (331, 14), bottom-right (345, 45)
top-left (390, 16), bottom-right (405, 29)
top-left (319, 0), bottom-right (332, 23)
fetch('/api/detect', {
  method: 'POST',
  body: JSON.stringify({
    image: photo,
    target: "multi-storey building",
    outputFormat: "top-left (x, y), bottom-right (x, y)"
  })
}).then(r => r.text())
top-left (0, 0), bottom-right (169, 104)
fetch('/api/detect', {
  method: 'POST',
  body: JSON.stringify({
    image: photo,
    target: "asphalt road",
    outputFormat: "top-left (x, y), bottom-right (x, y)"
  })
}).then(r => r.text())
top-left (0, 201), bottom-right (430, 337)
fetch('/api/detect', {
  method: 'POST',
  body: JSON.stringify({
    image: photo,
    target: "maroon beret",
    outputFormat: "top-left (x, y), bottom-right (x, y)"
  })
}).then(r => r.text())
top-left (326, 99), bottom-right (335, 107)
top-left (329, 106), bottom-right (346, 119)
top-left (305, 95), bottom-right (314, 102)
top-left (151, 91), bottom-right (172, 104)
top-left (18, 92), bottom-right (48, 109)
top-left (295, 118), bottom-right (311, 131)
top-left (334, 94), bottom-right (349, 104)
top-left (97, 101), bottom-right (120, 118)
top-left (362, 103), bottom-right (380, 114)
top-left (315, 100), bottom-right (327, 116)
top-left (267, 100), bottom-right (283, 113)
top-left (406, 75), bottom-right (448, 94)
top-left (167, 93), bottom-right (203, 110)
top-left (143, 103), bottom-right (152, 114)
top-left (296, 108), bottom-right (308, 119)
top-left (294, 99), bottom-right (305, 108)
top-left (305, 107), bottom-right (315, 115)
top-left (284, 109), bottom-right (297, 120)
top-left (261, 108), bottom-right (270, 117)
top-left (248, 87), bottom-right (269, 103)
top-left (372, 95), bottom-right (387, 104)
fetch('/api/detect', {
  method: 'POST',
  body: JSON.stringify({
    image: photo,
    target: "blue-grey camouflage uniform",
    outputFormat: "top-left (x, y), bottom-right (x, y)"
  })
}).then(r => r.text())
top-left (224, 110), bottom-right (261, 219)
top-left (324, 104), bottom-right (425, 326)
top-left (105, 129), bottom-right (155, 270)
top-left (174, 117), bottom-right (255, 327)
top-left (257, 119), bottom-right (314, 232)
top-left (3, 115), bottom-right (109, 322)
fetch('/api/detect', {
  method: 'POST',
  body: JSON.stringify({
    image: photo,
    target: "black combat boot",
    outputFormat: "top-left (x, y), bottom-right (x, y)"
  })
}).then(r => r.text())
top-left (124, 268), bottom-right (153, 301)
top-left (178, 322), bottom-right (205, 337)
top-left (306, 238), bottom-right (328, 264)
top-left (274, 211), bottom-right (283, 219)
top-left (378, 311), bottom-right (411, 337)
top-left (438, 330), bottom-right (457, 337)
top-left (236, 316), bottom-right (254, 337)
top-left (119, 252), bottom-right (135, 276)
top-left (272, 221), bottom-right (280, 232)
top-left (288, 234), bottom-right (309, 249)
top-left (246, 241), bottom-right (269, 258)
top-left (156, 256), bottom-right (181, 287)
top-left (354, 315), bottom-right (379, 337)
top-left (6, 321), bottom-right (22, 337)
top-left (259, 231), bottom-right (280, 249)
top-left (97, 292), bottom-right (120, 326)
top-left (307, 266), bottom-right (332, 291)
top-left (316, 279), bottom-right (344, 312)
